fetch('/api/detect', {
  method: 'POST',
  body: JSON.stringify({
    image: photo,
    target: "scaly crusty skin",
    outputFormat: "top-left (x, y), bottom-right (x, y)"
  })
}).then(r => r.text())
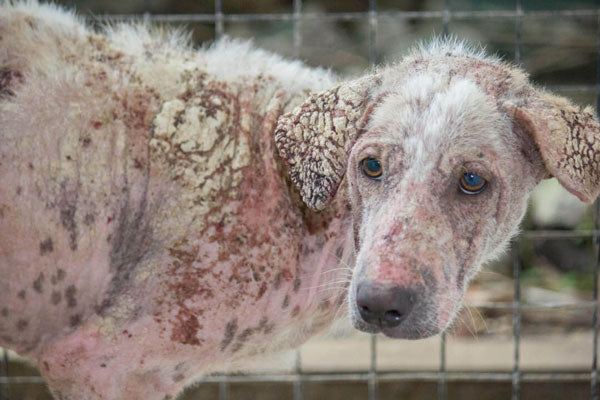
top-left (2, 4), bottom-right (600, 400)
top-left (0, 3), bottom-right (349, 399)
top-left (506, 92), bottom-right (600, 202)
top-left (275, 76), bottom-right (377, 210)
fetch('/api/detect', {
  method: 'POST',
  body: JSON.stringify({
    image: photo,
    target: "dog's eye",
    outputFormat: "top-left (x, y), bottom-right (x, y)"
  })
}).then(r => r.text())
top-left (361, 157), bottom-right (382, 180)
top-left (459, 172), bottom-right (487, 194)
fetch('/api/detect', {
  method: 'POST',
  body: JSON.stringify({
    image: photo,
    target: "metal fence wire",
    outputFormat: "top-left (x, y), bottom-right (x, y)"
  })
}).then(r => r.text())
top-left (1, 1), bottom-right (600, 400)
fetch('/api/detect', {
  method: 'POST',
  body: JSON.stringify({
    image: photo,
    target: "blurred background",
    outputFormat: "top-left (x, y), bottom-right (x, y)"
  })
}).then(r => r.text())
top-left (2, 1), bottom-right (600, 399)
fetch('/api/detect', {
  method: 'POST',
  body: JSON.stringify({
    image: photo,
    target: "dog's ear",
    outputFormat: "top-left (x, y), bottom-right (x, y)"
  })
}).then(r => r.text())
top-left (505, 91), bottom-right (600, 203)
top-left (275, 76), bottom-right (377, 211)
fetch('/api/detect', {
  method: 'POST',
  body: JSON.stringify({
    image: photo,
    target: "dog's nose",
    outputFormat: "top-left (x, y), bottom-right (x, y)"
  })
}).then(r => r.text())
top-left (356, 281), bottom-right (415, 328)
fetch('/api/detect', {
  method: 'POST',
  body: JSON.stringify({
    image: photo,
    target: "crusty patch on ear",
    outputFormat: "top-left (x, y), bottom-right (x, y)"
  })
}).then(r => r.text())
top-left (506, 93), bottom-right (600, 203)
top-left (275, 77), bottom-right (373, 211)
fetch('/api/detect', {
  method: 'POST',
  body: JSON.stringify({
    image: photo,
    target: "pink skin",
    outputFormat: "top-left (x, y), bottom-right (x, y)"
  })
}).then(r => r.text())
top-left (0, 9), bottom-right (350, 399)
top-left (1, 78), bottom-right (352, 398)
top-left (2, 6), bottom-right (600, 400)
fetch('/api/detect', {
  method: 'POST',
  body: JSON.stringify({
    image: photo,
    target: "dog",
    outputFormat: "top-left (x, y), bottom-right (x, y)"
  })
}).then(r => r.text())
top-left (0, 2), bottom-right (598, 399)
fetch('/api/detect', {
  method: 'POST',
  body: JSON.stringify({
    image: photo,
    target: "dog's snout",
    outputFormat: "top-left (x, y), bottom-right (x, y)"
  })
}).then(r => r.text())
top-left (356, 281), bottom-right (415, 328)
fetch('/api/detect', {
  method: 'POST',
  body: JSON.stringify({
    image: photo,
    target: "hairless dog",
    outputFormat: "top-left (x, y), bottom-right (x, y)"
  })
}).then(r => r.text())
top-left (1, 2), bottom-right (599, 399)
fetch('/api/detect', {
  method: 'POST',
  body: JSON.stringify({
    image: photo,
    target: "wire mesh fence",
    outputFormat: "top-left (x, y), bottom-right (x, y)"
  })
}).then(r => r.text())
top-left (1, 0), bottom-right (599, 399)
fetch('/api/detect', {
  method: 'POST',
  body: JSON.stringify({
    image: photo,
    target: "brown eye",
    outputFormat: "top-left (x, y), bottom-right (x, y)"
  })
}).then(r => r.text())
top-left (361, 157), bottom-right (382, 180)
top-left (459, 172), bottom-right (487, 195)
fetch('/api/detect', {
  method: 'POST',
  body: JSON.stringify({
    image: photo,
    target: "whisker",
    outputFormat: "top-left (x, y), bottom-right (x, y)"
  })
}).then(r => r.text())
top-left (468, 305), bottom-right (487, 334)
top-left (300, 279), bottom-right (352, 292)
top-left (332, 296), bottom-right (350, 322)
top-left (325, 248), bottom-right (355, 269)
top-left (320, 267), bottom-right (353, 274)
top-left (463, 306), bottom-right (480, 339)
top-left (315, 286), bottom-right (350, 296)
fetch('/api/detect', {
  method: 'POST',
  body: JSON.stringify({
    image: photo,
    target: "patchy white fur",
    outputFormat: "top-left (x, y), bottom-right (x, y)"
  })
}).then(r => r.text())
top-left (2, 0), bottom-right (82, 29)
top-left (407, 36), bottom-right (496, 63)
top-left (200, 38), bottom-right (338, 95)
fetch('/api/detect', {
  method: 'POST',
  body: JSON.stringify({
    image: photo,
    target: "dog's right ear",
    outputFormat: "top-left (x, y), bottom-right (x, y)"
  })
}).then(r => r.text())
top-left (504, 91), bottom-right (600, 203)
top-left (275, 76), bottom-right (378, 211)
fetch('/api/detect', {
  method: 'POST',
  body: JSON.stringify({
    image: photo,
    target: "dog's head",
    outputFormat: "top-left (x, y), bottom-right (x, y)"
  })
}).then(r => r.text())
top-left (275, 40), bottom-right (600, 339)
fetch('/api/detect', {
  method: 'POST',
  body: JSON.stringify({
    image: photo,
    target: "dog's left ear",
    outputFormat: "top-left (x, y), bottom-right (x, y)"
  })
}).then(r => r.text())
top-left (275, 76), bottom-right (378, 211)
top-left (505, 91), bottom-right (600, 203)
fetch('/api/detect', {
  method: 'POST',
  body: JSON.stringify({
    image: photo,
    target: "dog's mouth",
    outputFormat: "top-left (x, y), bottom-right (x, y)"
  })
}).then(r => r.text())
top-left (351, 316), bottom-right (441, 339)
top-left (347, 263), bottom-right (460, 340)
top-left (349, 311), bottom-right (381, 334)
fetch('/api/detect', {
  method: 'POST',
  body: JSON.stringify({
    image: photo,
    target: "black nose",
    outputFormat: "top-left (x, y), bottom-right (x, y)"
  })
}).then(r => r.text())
top-left (356, 281), bottom-right (416, 328)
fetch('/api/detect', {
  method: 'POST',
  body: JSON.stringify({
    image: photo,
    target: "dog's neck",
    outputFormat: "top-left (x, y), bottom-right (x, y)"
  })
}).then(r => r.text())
top-left (284, 161), bottom-right (355, 326)
top-left (262, 82), bottom-right (356, 328)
